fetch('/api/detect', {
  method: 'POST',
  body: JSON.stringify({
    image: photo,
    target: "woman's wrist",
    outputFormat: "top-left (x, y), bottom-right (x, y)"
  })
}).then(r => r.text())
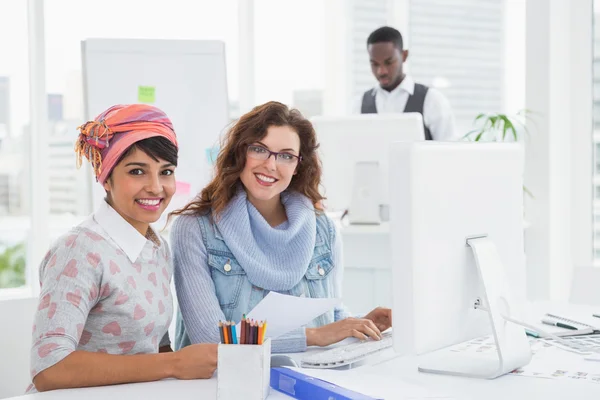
top-left (162, 350), bottom-right (179, 379)
top-left (306, 327), bottom-right (320, 347)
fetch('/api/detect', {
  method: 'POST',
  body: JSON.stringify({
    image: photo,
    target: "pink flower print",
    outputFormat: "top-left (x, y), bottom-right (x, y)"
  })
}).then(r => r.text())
top-left (145, 290), bottom-right (153, 304)
top-left (158, 300), bottom-right (165, 315)
top-left (144, 322), bottom-right (155, 336)
top-left (79, 330), bottom-right (92, 345)
top-left (109, 261), bottom-right (121, 275)
top-left (45, 327), bottom-right (65, 336)
top-left (86, 253), bottom-right (101, 268)
top-left (90, 302), bottom-right (104, 314)
top-left (57, 259), bottom-right (78, 281)
top-left (152, 335), bottom-right (158, 347)
top-left (97, 349), bottom-right (107, 354)
top-left (66, 289), bottom-right (82, 307)
top-left (148, 272), bottom-right (157, 287)
top-left (115, 248), bottom-right (125, 257)
top-left (47, 302), bottom-right (57, 319)
top-left (76, 324), bottom-right (83, 339)
top-left (118, 341), bottom-right (136, 353)
top-left (64, 234), bottom-right (77, 248)
top-left (114, 291), bottom-right (129, 306)
top-left (38, 294), bottom-right (50, 310)
top-left (47, 254), bottom-right (57, 269)
top-left (38, 343), bottom-right (59, 358)
top-left (162, 283), bottom-right (169, 297)
top-left (133, 262), bottom-right (142, 274)
top-left (89, 284), bottom-right (99, 301)
top-left (100, 283), bottom-right (111, 298)
top-left (133, 304), bottom-right (146, 320)
top-left (162, 267), bottom-right (169, 281)
top-left (102, 321), bottom-right (122, 336)
top-left (127, 276), bottom-right (137, 289)
top-left (32, 324), bottom-right (36, 334)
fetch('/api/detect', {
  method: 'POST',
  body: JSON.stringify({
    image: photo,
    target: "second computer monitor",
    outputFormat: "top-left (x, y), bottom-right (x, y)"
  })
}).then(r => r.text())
top-left (311, 114), bottom-right (426, 216)
top-left (389, 141), bottom-right (530, 378)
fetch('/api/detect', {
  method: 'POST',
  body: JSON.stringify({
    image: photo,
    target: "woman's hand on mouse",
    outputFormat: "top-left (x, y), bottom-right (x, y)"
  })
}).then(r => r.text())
top-left (305, 317), bottom-right (382, 347)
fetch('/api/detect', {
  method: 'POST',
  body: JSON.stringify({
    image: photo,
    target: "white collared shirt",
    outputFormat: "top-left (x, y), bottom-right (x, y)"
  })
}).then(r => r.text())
top-left (354, 76), bottom-right (459, 141)
top-left (92, 200), bottom-right (159, 263)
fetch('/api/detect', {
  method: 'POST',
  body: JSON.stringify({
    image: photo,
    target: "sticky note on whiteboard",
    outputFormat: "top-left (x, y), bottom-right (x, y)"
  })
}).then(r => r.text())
top-left (175, 181), bottom-right (191, 196)
top-left (138, 86), bottom-right (156, 103)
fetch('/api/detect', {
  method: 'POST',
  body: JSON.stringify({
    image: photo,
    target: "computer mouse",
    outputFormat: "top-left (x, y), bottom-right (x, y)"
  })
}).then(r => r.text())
top-left (271, 355), bottom-right (299, 368)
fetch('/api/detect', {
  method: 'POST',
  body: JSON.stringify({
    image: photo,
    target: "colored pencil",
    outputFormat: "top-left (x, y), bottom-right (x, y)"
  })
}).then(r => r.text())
top-left (223, 321), bottom-right (229, 344)
top-left (246, 319), bottom-right (251, 344)
top-left (240, 317), bottom-right (246, 345)
top-left (258, 322), bottom-right (264, 345)
top-left (218, 321), bottom-right (225, 344)
top-left (227, 321), bottom-right (233, 345)
top-left (262, 321), bottom-right (267, 343)
top-left (231, 321), bottom-right (238, 344)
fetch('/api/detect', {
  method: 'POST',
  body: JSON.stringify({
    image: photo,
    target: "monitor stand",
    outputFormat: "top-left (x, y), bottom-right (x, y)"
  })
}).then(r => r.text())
top-left (417, 236), bottom-right (532, 379)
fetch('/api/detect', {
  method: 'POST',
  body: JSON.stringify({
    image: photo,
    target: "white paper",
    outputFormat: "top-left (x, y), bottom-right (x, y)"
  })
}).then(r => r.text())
top-left (243, 292), bottom-right (340, 339)
top-left (289, 367), bottom-right (456, 399)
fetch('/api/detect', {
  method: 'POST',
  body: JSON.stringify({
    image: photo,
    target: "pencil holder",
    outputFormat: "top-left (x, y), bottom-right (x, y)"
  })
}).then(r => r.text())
top-left (217, 338), bottom-right (271, 400)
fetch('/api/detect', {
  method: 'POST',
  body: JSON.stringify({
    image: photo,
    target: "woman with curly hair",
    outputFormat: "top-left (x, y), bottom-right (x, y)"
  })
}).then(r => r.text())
top-left (171, 101), bottom-right (392, 353)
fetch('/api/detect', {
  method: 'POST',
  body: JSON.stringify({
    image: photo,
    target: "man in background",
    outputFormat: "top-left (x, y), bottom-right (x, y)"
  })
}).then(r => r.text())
top-left (359, 26), bottom-right (458, 141)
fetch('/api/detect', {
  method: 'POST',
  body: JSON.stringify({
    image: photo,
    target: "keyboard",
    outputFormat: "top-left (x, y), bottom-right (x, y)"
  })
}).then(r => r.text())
top-left (541, 334), bottom-right (600, 355)
top-left (301, 331), bottom-right (393, 369)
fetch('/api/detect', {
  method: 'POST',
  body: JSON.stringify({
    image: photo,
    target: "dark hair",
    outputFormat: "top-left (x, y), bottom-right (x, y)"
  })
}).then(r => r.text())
top-left (367, 26), bottom-right (403, 50)
top-left (170, 101), bottom-right (324, 218)
top-left (110, 136), bottom-right (178, 178)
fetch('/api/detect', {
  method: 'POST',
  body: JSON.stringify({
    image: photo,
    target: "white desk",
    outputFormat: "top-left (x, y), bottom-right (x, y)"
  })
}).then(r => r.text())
top-left (8, 353), bottom-right (600, 400)
top-left (9, 303), bottom-right (600, 400)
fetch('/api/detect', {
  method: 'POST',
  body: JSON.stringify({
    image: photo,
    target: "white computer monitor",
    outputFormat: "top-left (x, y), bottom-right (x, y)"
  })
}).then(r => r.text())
top-left (312, 114), bottom-right (425, 223)
top-left (389, 141), bottom-right (531, 379)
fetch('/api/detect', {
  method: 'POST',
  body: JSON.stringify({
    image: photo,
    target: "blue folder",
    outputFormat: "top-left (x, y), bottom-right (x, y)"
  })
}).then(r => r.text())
top-left (270, 367), bottom-right (382, 400)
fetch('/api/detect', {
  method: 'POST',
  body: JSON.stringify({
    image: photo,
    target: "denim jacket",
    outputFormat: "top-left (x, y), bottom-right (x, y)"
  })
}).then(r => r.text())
top-left (175, 212), bottom-right (350, 352)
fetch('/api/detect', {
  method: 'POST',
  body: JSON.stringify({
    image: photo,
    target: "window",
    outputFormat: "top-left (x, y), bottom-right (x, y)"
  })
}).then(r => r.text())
top-left (254, 0), bottom-right (326, 115)
top-left (43, 0), bottom-right (239, 230)
top-left (0, 1), bottom-right (30, 288)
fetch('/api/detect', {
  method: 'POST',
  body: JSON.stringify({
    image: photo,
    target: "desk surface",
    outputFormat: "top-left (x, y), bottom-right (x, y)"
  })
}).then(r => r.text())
top-left (9, 302), bottom-right (600, 399)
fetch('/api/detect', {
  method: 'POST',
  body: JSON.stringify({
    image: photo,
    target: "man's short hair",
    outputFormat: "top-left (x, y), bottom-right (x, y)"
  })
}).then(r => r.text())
top-left (367, 26), bottom-right (403, 50)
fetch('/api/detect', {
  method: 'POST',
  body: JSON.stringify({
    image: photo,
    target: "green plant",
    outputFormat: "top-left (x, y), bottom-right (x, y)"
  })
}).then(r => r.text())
top-left (464, 109), bottom-right (534, 198)
top-left (464, 109), bottom-right (531, 142)
top-left (0, 242), bottom-right (26, 288)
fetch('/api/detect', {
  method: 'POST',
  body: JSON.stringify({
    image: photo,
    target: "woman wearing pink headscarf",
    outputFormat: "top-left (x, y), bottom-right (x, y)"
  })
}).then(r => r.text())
top-left (28, 104), bottom-right (217, 393)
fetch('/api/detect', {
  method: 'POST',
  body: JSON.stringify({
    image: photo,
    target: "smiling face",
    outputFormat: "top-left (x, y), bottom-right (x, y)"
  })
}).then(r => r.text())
top-left (239, 125), bottom-right (301, 209)
top-left (103, 147), bottom-right (176, 235)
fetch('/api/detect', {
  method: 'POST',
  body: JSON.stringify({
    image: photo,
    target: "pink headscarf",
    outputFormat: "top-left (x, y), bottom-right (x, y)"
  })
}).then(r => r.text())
top-left (75, 104), bottom-right (178, 184)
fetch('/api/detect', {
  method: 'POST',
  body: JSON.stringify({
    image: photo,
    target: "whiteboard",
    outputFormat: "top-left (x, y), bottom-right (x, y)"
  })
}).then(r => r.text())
top-left (81, 39), bottom-right (229, 219)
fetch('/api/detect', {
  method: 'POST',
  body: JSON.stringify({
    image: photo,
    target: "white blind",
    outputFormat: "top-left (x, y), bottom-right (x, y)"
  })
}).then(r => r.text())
top-left (408, 0), bottom-right (505, 132)
top-left (350, 0), bottom-right (389, 100)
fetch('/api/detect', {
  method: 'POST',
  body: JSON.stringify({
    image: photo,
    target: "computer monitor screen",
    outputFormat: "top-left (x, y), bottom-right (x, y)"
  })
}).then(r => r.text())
top-left (312, 114), bottom-right (425, 215)
top-left (389, 141), bottom-right (527, 358)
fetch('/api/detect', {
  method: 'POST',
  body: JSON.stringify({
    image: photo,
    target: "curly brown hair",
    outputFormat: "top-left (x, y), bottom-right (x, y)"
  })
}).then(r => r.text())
top-left (170, 101), bottom-right (324, 218)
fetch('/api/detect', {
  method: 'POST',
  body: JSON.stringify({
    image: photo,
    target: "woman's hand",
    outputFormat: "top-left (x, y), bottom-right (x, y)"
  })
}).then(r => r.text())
top-left (172, 343), bottom-right (218, 379)
top-left (306, 317), bottom-right (382, 347)
top-left (364, 307), bottom-right (392, 331)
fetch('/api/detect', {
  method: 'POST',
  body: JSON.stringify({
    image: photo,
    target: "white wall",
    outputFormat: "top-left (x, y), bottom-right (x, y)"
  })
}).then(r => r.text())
top-left (0, 296), bottom-right (37, 399)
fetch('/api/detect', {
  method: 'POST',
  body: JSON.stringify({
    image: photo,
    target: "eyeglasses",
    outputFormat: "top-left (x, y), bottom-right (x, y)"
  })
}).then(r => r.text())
top-left (246, 145), bottom-right (302, 165)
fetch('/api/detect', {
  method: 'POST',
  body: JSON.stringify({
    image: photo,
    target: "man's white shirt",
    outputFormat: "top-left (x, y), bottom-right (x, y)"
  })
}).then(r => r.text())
top-left (354, 76), bottom-right (460, 141)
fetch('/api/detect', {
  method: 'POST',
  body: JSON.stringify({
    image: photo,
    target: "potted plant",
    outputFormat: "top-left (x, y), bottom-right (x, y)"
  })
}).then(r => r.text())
top-left (463, 109), bottom-right (534, 199)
